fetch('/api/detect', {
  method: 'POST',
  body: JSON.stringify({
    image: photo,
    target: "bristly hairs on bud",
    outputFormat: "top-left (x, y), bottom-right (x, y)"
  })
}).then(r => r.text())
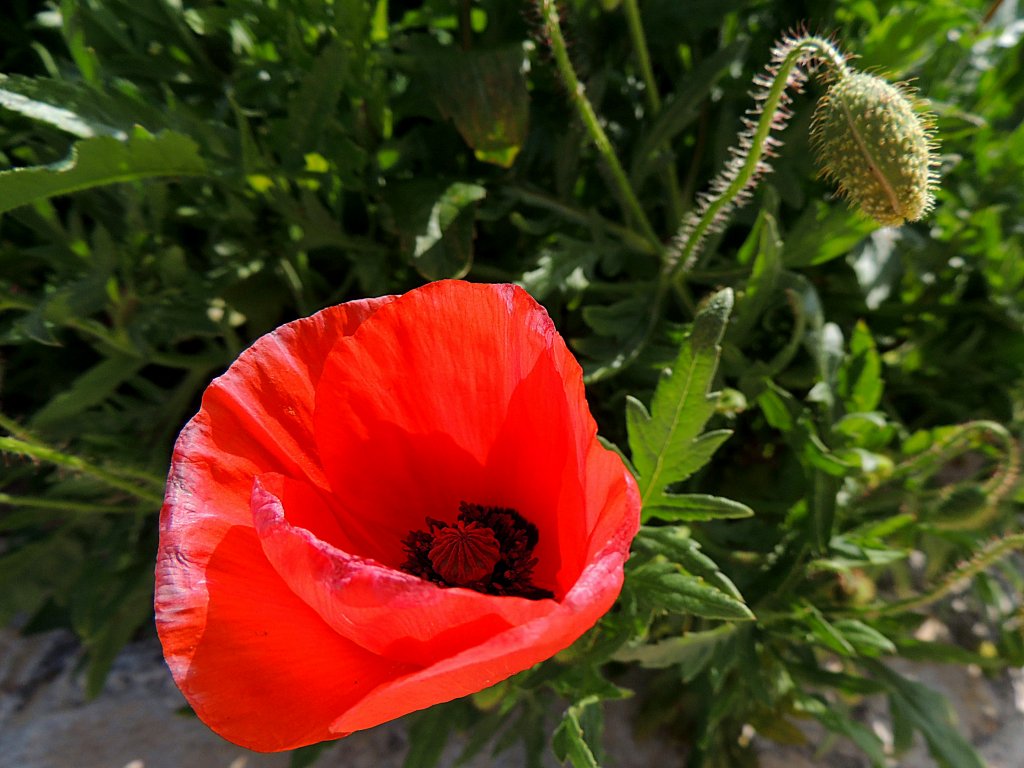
top-left (667, 30), bottom-right (851, 274)
top-left (810, 71), bottom-right (939, 227)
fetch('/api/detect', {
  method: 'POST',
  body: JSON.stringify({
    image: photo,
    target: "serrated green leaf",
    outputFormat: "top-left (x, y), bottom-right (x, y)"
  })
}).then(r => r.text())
top-left (627, 288), bottom-right (734, 514)
top-left (642, 492), bottom-right (753, 522)
top-left (634, 526), bottom-right (745, 602)
top-left (629, 561), bottom-right (754, 620)
top-left (552, 698), bottom-right (601, 768)
top-left (0, 129), bottom-right (206, 215)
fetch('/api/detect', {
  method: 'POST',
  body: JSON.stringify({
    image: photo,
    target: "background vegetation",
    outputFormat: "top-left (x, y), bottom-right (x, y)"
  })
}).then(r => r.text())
top-left (1, 1), bottom-right (1022, 766)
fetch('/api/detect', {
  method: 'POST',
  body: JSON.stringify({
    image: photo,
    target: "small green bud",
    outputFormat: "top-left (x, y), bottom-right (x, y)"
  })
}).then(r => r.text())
top-left (811, 72), bottom-right (937, 227)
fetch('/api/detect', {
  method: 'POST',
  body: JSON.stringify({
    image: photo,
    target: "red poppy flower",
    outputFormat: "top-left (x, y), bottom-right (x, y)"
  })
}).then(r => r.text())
top-left (155, 280), bottom-right (640, 752)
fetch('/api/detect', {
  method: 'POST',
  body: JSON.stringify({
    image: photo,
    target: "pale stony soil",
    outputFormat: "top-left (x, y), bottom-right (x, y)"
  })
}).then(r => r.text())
top-left (1, 627), bottom-right (1022, 768)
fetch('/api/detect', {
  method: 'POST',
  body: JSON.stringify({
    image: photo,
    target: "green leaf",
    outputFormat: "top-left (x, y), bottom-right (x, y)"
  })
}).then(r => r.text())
top-left (387, 180), bottom-right (486, 280)
top-left (729, 210), bottom-right (783, 343)
top-left (799, 601), bottom-right (856, 657)
top-left (797, 693), bottom-right (887, 767)
top-left (614, 625), bottom-right (737, 675)
top-left (630, 41), bottom-right (748, 187)
top-left (641, 492), bottom-right (753, 522)
top-left (628, 561), bottom-right (754, 620)
top-left (403, 703), bottom-right (464, 768)
top-left (552, 698), bottom-right (601, 768)
top-left (423, 46), bottom-right (530, 168)
top-left (634, 526), bottom-right (745, 601)
top-left (0, 129), bottom-right (206, 215)
top-left (283, 37), bottom-right (351, 161)
top-left (0, 535), bottom-right (85, 625)
top-left (627, 288), bottom-right (735, 517)
top-left (30, 354), bottom-right (144, 431)
top-left (0, 79), bottom-right (124, 138)
top-left (865, 661), bottom-right (985, 768)
top-left (832, 620), bottom-right (896, 657)
top-left (837, 320), bottom-right (883, 413)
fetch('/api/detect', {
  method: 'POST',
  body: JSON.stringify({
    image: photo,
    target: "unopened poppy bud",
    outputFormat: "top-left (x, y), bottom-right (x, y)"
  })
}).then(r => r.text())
top-left (811, 71), bottom-right (937, 227)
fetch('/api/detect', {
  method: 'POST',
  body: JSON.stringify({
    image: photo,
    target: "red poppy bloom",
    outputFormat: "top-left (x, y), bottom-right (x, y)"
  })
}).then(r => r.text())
top-left (155, 280), bottom-right (640, 752)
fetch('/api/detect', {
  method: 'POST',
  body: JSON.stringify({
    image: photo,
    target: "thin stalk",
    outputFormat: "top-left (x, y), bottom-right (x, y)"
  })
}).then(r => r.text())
top-left (587, 34), bottom-right (850, 382)
top-left (538, 0), bottom-right (661, 252)
top-left (668, 35), bottom-right (849, 277)
top-left (0, 411), bottom-right (166, 492)
top-left (0, 296), bottom-right (225, 370)
top-left (504, 185), bottom-right (657, 255)
top-left (622, 0), bottom-right (684, 226)
top-left (854, 533), bottom-right (1024, 618)
top-left (0, 493), bottom-right (136, 516)
top-left (0, 435), bottom-right (164, 505)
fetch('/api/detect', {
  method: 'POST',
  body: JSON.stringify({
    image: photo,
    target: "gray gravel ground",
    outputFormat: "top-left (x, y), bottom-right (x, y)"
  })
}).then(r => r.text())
top-left (2, 627), bottom-right (1022, 768)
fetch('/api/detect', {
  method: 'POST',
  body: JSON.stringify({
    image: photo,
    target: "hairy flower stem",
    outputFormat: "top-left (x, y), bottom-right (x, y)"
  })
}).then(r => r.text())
top-left (0, 428), bottom-right (165, 505)
top-left (622, 0), bottom-right (684, 226)
top-left (537, 0), bottom-right (662, 252)
top-left (860, 533), bottom-right (1024, 619)
top-left (667, 35), bottom-right (849, 278)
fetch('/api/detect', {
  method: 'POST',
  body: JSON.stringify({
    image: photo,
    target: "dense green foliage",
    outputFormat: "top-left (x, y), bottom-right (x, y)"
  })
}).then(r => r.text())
top-left (1, 1), bottom-right (1022, 766)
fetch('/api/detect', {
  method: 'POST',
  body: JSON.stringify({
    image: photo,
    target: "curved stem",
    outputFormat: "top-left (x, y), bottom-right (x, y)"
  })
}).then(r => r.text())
top-left (0, 435), bottom-right (164, 505)
top-left (668, 35), bottom-right (848, 278)
top-left (622, 0), bottom-right (684, 226)
top-left (538, 0), bottom-right (662, 252)
top-left (857, 533), bottom-right (1024, 618)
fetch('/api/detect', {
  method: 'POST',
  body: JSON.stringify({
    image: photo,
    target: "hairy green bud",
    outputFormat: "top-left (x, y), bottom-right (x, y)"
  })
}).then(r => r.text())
top-left (811, 72), bottom-right (937, 227)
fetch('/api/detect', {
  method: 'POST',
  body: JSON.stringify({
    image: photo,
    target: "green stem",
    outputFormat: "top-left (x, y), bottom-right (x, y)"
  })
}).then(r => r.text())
top-left (622, 0), bottom-right (684, 226)
top-left (0, 435), bottom-right (164, 505)
top-left (504, 185), bottom-right (657, 255)
top-left (0, 411), bottom-right (166, 492)
top-left (668, 35), bottom-right (849, 277)
top-left (538, 0), bottom-right (662, 252)
top-left (858, 533), bottom-right (1024, 618)
top-left (0, 492), bottom-right (136, 515)
top-left (0, 296), bottom-right (225, 371)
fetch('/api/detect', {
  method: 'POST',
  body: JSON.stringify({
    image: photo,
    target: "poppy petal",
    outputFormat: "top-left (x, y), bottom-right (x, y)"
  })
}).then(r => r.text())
top-left (157, 281), bottom-right (642, 751)
top-left (251, 472), bottom-right (557, 667)
top-left (312, 282), bottom-right (594, 585)
top-left (157, 296), bottom-right (396, 743)
top-left (328, 480), bottom-right (638, 735)
top-left (174, 526), bottom-right (413, 752)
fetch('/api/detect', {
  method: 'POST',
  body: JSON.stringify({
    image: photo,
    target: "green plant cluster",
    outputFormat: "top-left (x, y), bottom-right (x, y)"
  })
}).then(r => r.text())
top-left (1, 1), bottom-right (1022, 767)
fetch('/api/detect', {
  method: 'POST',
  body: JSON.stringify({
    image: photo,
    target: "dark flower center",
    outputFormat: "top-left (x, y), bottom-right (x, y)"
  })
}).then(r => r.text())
top-left (400, 502), bottom-right (554, 600)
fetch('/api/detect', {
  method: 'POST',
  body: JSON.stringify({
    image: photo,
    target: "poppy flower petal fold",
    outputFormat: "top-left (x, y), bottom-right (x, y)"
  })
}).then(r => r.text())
top-left (330, 515), bottom-right (635, 735)
top-left (172, 525), bottom-right (414, 753)
top-left (156, 296), bottom-right (394, 683)
top-left (156, 280), bottom-right (641, 752)
top-left (251, 472), bottom-right (557, 666)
